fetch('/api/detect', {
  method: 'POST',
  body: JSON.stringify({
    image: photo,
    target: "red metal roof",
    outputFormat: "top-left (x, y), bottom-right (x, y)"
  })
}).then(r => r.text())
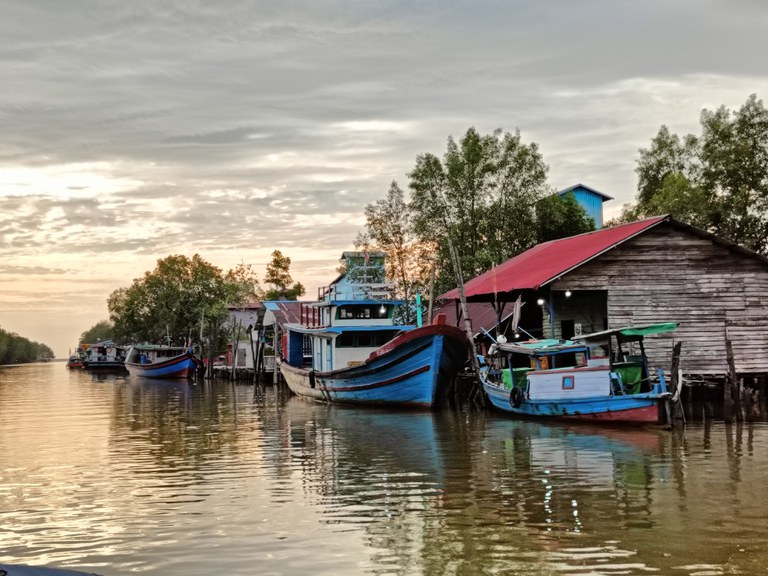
top-left (441, 215), bottom-right (669, 300)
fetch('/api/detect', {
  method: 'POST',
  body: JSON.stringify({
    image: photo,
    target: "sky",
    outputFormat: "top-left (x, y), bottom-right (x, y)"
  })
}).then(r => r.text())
top-left (2, 0), bottom-right (768, 358)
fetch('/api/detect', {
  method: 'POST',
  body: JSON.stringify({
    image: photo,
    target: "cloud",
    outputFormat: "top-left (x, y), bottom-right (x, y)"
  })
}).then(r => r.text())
top-left (2, 0), bottom-right (768, 356)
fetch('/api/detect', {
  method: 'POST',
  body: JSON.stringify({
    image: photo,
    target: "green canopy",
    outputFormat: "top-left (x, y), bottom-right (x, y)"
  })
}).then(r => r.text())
top-left (576, 322), bottom-right (678, 343)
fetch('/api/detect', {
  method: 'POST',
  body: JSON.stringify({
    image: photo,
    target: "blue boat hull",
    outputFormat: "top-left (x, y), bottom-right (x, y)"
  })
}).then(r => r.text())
top-left (125, 352), bottom-right (197, 379)
top-left (483, 382), bottom-right (665, 424)
top-left (280, 324), bottom-right (468, 408)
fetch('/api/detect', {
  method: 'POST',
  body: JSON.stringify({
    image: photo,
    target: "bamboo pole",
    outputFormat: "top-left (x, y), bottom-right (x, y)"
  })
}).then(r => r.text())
top-left (447, 239), bottom-right (484, 407)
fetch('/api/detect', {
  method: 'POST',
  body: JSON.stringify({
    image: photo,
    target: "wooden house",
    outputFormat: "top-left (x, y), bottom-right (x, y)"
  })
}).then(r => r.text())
top-left (441, 215), bottom-right (768, 379)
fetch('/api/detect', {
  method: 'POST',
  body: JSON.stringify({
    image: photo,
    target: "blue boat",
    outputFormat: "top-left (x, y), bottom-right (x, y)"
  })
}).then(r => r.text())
top-left (124, 344), bottom-right (199, 379)
top-left (278, 251), bottom-right (469, 408)
top-left (480, 323), bottom-right (678, 424)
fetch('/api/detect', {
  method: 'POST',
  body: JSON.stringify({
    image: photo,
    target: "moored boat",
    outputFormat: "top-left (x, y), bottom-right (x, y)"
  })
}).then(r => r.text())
top-left (81, 340), bottom-right (127, 373)
top-left (124, 344), bottom-right (199, 379)
top-left (278, 251), bottom-right (469, 408)
top-left (480, 323), bottom-right (678, 424)
top-left (65, 354), bottom-right (84, 369)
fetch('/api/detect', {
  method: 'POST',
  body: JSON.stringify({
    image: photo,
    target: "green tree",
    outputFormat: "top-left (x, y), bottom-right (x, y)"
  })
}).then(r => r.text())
top-left (408, 127), bottom-right (550, 293)
top-left (108, 254), bottom-right (250, 345)
top-left (79, 320), bottom-right (115, 345)
top-left (264, 250), bottom-right (305, 300)
top-left (364, 182), bottom-right (432, 304)
top-left (621, 94), bottom-right (768, 254)
top-left (535, 191), bottom-right (595, 243)
top-left (0, 327), bottom-right (54, 364)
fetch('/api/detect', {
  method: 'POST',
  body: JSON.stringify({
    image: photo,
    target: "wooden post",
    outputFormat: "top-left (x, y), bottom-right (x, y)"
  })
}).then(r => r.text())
top-left (668, 341), bottom-right (683, 424)
top-left (725, 338), bottom-right (740, 422)
top-left (427, 264), bottom-right (436, 325)
top-left (447, 239), bottom-right (484, 408)
top-left (231, 320), bottom-right (242, 381)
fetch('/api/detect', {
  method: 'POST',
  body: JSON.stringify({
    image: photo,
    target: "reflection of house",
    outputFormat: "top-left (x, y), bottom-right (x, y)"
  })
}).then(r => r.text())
top-left (440, 215), bottom-right (768, 378)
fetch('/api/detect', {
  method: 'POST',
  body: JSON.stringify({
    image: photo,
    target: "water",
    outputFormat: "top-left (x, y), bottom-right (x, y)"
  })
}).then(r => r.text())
top-left (1, 363), bottom-right (768, 575)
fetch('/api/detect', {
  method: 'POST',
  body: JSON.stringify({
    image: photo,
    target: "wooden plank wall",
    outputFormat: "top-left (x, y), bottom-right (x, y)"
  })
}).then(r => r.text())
top-left (552, 222), bottom-right (768, 376)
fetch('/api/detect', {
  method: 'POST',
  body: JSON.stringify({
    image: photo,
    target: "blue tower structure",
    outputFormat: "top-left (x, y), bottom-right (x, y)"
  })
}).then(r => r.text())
top-left (558, 183), bottom-right (613, 229)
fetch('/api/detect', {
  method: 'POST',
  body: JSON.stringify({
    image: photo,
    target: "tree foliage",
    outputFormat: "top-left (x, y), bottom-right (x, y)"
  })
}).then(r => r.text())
top-left (0, 327), bottom-right (54, 364)
top-left (264, 250), bottom-right (305, 300)
top-left (408, 127), bottom-right (550, 293)
top-left (79, 320), bottom-right (115, 345)
top-left (535, 191), bottom-right (595, 243)
top-left (619, 94), bottom-right (768, 254)
top-left (107, 254), bottom-right (253, 345)
top-left (364, 182), bottom-right (433, 306)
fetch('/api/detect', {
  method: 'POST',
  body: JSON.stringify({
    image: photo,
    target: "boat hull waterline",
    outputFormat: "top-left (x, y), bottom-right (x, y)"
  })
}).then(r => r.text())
top-left (280, 324), bottom-right (468, 408)
top-left (483, 382), bottom-right (664, 423)
top-left (124, 350), bottom-right (198, 379)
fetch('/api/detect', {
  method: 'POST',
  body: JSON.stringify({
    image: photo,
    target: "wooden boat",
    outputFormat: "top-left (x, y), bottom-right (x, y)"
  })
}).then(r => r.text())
top-left (124, 344), bottom-right (199, 379)
top-left (280, 318), bottom-right (469, 408)
top-left (480, 323), bottom-right (678, 424)
top-left (81, 340), bottom-right (127, 372)
top-left (65, 354), bottom-right (84, 369)
top-left (278, 253), bottom-right (469, 408)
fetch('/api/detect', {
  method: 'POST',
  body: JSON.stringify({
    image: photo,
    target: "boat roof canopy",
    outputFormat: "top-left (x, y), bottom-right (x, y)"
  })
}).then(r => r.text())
top-left (575, 322), bottom-right (679, 344)
top-left (313, 299), bottom-right (405, 307)
top-left (497, 338), bottom-right (588, 356)
top-left (284, 324), bottom-right (414, 336)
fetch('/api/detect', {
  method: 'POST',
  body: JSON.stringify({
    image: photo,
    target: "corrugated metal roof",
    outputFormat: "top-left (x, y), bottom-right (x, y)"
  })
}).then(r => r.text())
top-left (440, 215), bottom-right (669, 300)
top-left (263, 301), bottom-right (304, 325)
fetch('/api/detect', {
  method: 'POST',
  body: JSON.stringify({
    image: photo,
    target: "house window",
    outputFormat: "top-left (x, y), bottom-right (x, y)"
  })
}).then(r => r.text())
top-left (562, 375), bottom-right (575, 390)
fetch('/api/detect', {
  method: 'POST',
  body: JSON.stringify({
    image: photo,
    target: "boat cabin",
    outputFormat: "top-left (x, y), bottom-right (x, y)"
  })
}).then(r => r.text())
top-left (282, 251), bottom-right (412, 372)
top-left (485, 323), bottom-right (676, 400)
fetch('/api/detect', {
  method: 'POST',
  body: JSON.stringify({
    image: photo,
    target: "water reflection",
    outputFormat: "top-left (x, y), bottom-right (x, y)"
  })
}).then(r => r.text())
top-left (2, 365), bottom-right (768, 575)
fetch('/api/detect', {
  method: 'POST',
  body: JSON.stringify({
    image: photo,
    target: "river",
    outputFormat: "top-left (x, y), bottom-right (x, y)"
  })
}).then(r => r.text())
top-left (1, 363), bottom-right (766, 575)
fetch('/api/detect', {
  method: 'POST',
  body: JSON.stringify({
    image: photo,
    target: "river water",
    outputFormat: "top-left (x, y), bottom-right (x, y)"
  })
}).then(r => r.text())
top-left (1, 363), bottom-right (767, 575)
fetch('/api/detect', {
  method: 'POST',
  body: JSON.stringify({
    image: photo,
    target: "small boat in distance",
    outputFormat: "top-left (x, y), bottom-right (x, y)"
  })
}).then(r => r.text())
top-left (65, 353), bottom-right (84, 369)
top-left (124, 344), bottom-right (199, 379)
top-left (278, 251), bottom-right (470, 408)
top-left (480, 323), bottom-right (678, 424)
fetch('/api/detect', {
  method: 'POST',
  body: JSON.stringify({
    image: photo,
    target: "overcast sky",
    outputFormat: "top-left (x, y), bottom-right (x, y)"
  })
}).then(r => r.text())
top-left (2, 0), bottom-right (767, 358)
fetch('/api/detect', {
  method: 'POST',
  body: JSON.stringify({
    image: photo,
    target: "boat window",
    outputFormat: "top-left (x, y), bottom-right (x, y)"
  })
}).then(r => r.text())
top-left (336, 331), bottom-right (396, 348)
top-left (339, 307), bottom-right (355, 319)
top-left (562, 375), bottom-right (575, 390)
top-left (337, 305), bottom-right (389, 320)
top-left (357, 332), bottom-right (372, 347)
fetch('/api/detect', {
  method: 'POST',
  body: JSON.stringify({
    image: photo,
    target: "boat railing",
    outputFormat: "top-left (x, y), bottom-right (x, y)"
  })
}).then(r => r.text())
top-left (316, 281), bottom-right (397, 302)
top-left (301, 302), bottom-right (328, 329)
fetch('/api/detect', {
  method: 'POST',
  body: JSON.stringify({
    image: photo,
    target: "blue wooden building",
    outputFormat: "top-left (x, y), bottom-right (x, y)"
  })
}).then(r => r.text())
top-left (558, 183), bottom-right (613, 229)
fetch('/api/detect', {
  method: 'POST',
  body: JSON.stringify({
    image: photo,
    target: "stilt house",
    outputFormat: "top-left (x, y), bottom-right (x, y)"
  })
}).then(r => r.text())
top-left (440, 215), bottom-right (768, 379)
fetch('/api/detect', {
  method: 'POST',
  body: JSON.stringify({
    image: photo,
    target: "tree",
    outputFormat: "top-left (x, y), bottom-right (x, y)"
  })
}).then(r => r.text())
top-left (107, 254), bottom-right (249, 345)
top-left (535, 191), bottom-right (595, 243)
top-left (264, 250), bottom-right (305, 300)
top-left (622, 94), bottom-right (768, 254)
top-left (0, 327), bottom-right (54, 364)
top-left (80, 320), bottom-right (115, 344)
top-left (408, 127), bottom-right (550, 293)
top-left (364, 182), bottom-right (432, 306)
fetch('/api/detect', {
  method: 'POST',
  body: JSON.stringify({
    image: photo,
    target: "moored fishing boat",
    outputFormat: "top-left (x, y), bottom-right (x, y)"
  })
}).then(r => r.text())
top-left (65, 353), bottom-right (84, 369)
top-left (278, 251), bottom-right (470, 408)
top-left (81, 340), bottom-right (127, 373)
top-left (480, 323), bottom-right (678, 424)
top-left (124, 344), bottom-right (199, 379)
